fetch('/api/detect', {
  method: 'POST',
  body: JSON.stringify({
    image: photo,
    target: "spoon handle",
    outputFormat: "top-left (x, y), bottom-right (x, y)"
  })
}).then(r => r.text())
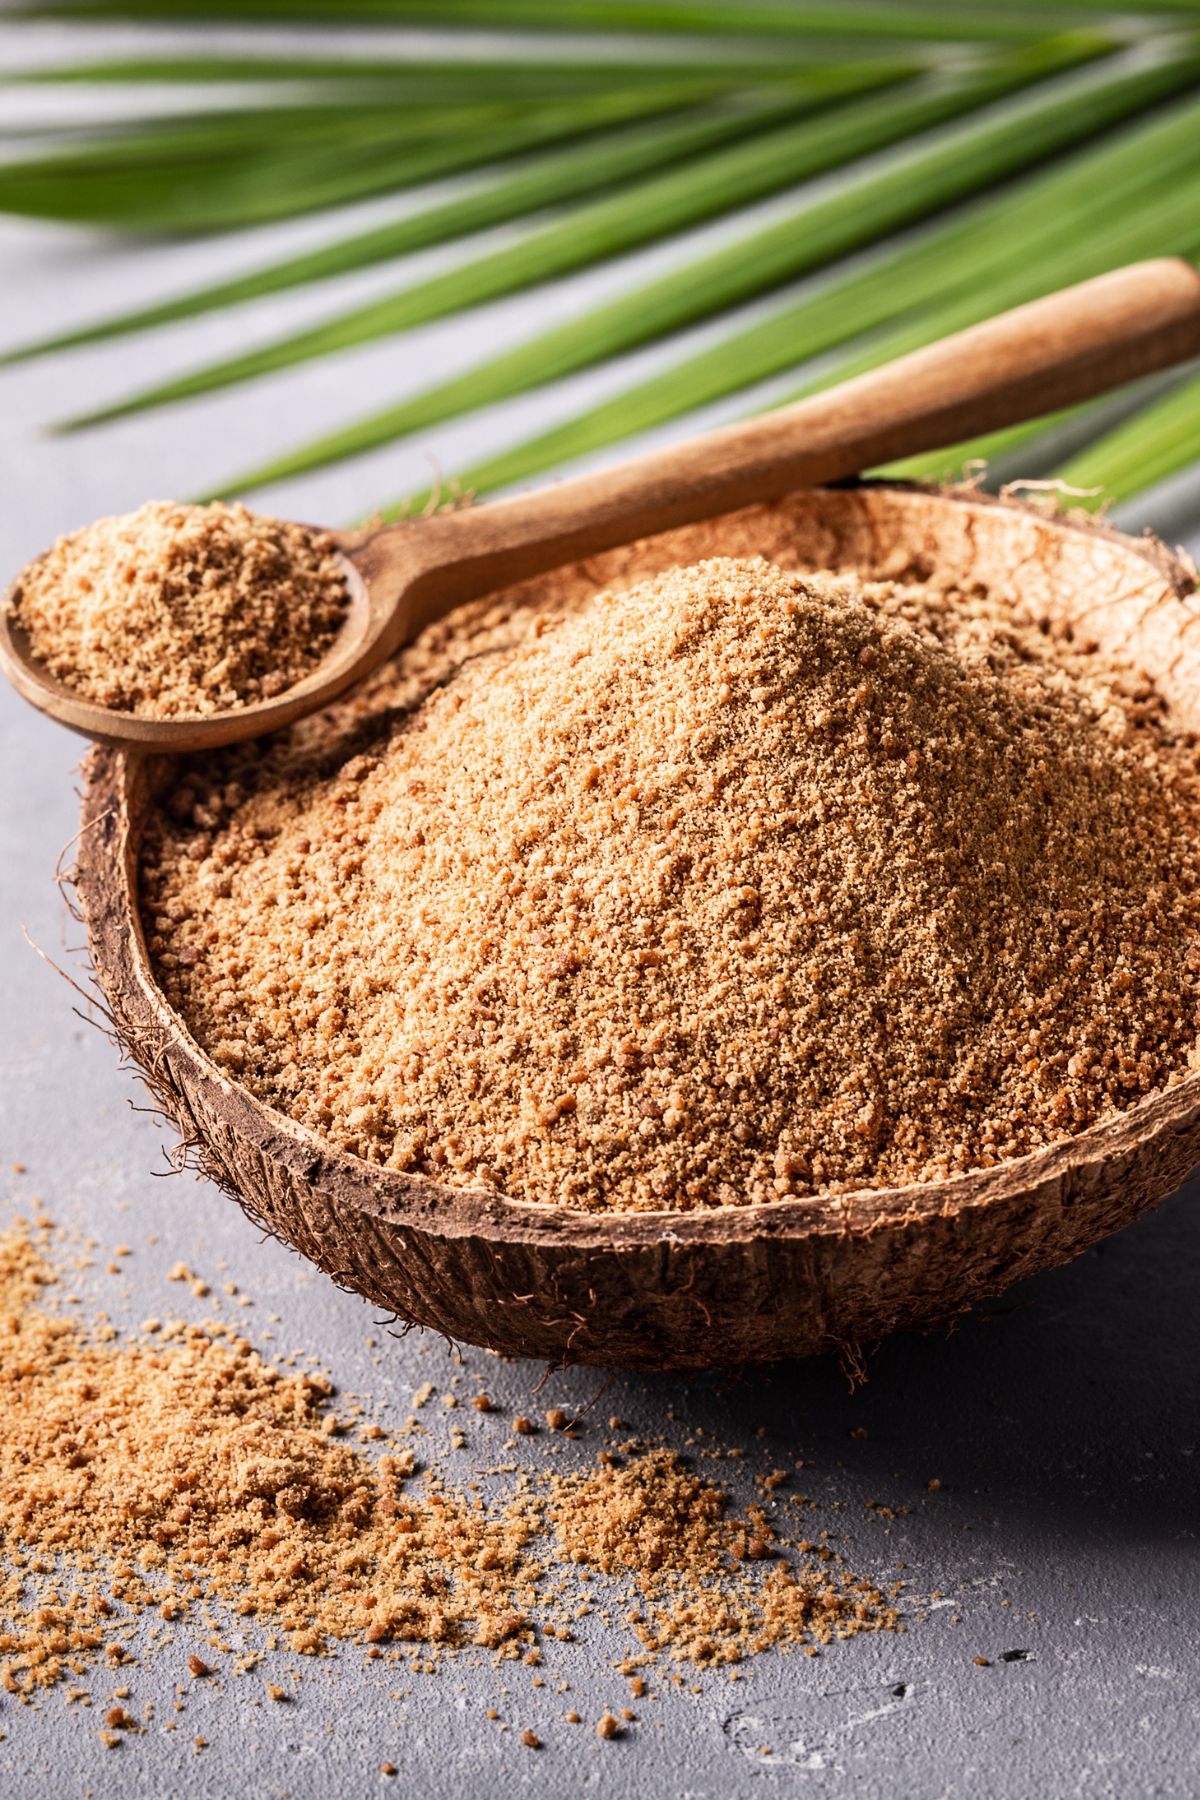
top-left (359, 258), bottom-right (1200, 631)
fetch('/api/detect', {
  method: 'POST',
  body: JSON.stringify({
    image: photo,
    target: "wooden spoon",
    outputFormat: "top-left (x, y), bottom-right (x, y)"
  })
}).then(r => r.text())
top-left (5, 257), bottom-right (1200, 752)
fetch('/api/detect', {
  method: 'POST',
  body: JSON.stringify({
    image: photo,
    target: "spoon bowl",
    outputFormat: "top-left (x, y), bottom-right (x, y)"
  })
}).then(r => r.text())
top-left (0, 549), bottom-right (375, 751)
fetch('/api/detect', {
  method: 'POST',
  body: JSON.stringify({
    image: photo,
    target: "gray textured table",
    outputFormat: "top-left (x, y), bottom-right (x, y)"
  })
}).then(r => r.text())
top-left (2, 22), bottom-right (1198, 1798)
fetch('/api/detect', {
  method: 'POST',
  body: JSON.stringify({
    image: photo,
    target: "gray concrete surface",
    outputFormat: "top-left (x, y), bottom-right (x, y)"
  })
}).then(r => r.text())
top-left (1, 20), bottom-right (1198, 1798)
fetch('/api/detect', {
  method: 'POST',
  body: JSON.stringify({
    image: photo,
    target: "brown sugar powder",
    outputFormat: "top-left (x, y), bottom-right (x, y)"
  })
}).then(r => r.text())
top-left (551, 1449), bottom-right (896, 1665)
top-left (0, 1217), bottom-right (895, 1697)
top-left (9, 501), bottom-right (347, 718)
top-left (140, 546), bottom-right (1200, 1211)
top-left (0, 1217), bottom-right (541, 1695)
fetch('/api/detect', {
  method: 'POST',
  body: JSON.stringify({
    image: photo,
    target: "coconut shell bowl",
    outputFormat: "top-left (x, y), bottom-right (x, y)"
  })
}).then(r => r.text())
top-left (74, 478), bottom-right (1200, 1371)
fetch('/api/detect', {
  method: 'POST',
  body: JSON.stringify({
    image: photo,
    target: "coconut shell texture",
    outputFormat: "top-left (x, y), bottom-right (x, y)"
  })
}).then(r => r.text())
top-left (75, 484), bottom-right (1200, 1370)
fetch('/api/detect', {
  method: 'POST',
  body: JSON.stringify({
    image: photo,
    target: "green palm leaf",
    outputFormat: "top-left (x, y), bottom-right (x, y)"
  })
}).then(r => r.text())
top-left (882, 412), bottom-right (1083, 485)
top-left (58, 35), bottom-right (1106, 430)
top-left (3, 1), bottom-right (1200, 516)
top-left (0, 87), bottom-right (728, 231)
top-left (13, 51), bottom-right (914, 89)
top-left (871, 368), bottom-right (1194, 486)
top-left (379, 86), bottom-right (1200, 514)
top-left (390, 192), bottom-right (1200, 516)
top-left (204, 38), bottom-right (1188, 497)
top-left (3, 68), bottom-right (914, 364)
top-left (22, 1), bottom-right (1082, 45)
top-left (1059, 370), bottom-right (1200, 504)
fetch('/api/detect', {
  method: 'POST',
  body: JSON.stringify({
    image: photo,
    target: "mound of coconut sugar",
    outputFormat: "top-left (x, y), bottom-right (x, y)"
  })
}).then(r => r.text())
top-left (141, 553), bottom-right (1200, 1211)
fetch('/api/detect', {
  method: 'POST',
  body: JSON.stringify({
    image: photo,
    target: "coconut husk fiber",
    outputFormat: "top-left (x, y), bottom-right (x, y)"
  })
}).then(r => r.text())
top-left (73, 483), bottom-right (1200, 1371)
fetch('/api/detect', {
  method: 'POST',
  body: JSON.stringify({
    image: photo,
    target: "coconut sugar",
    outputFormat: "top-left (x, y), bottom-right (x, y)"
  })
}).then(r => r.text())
top-left (0, 1216), bottom-right (896, 1698)
top-left (550, 1448), bottom-right (895, 1665)
top-left (9, 501), bottom-right (347, 718)
top-left (140, 544), bottom-right (1200, 1212)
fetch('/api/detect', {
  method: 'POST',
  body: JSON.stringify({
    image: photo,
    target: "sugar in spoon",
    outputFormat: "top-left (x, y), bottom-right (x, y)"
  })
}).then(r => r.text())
top-left (4, 258), bottom-right (1200, 754)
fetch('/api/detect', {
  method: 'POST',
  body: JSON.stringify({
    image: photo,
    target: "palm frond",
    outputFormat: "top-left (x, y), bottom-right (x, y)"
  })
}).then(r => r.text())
top-left (377, 85), bottom-right (1200, 514)
top-left (1059, 369), bottom-right (1200, 504)
top-left (21, 1), bottom-right (1085, 47)
top-left (3, 1), bottom-right (1199, 516)
top-left (201, 38), bottom-right (1185, 496)
top-left (12, 51), bottom-right (912, 88)
top-left (388, 186), bottom-right (1200, 516)
top-left (881, 413), bottom-right (1082, 484)
top-left (56, 35), bottom-right (1108, 427)
top-left (0, 86), bottom-right (728, 231)
top-left (75, 41), bottom-right (1108, 428)
top-left (2, 72), bottom-right (912, 364)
